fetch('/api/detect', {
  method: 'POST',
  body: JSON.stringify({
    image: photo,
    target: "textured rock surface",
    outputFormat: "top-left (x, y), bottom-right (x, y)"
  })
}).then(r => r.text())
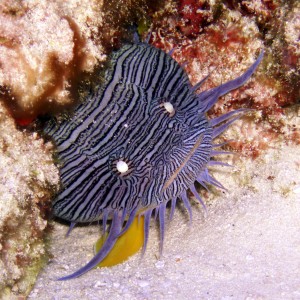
top-left (0, 102), bottom-right (59, 298)
top-left (0, 0), bottom-right (159, 121)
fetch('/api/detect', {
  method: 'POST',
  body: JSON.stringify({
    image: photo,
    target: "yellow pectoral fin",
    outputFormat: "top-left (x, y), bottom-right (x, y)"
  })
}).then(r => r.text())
top-left (95, 215), bottom-right (145, 267)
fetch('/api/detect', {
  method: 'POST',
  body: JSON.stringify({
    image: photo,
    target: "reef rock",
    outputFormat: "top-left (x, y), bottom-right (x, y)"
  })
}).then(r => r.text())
top-left (0, 0), bottom-right (157, 121)
top-left (149, 0), bottom-right (300, 157)
top-left (0, 102), bottom-right (59, 298)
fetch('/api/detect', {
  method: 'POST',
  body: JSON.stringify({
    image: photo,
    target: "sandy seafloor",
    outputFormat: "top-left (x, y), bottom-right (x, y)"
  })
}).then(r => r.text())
top-left (29, 144), bottom-right (300, 300)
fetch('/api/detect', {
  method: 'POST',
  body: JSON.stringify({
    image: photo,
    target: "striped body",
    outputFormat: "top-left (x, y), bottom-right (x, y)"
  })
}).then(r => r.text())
top-left (45, 42), bottom-right (263, 280)
top-left (47, 43), bottom-right (212, 222)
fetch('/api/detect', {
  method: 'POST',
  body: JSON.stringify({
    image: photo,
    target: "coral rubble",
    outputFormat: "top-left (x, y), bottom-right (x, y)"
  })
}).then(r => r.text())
top-left (0, 102), bottom-right (59, 298)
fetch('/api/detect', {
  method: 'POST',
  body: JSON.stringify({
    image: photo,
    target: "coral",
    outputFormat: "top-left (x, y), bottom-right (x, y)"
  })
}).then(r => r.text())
top-left (0, 0), bottom-right (161, 122)
top-left (0, 102), bottom-right (59, 298)
top-left (148, 0), bottom-right (300, 158)
top-left (178, 0), bottom-right (220, 37)
top-left (0, 0), bottom-right (104, 121)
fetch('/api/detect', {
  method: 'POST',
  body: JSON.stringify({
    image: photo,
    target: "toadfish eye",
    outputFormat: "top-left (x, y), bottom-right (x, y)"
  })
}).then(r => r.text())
top-left (162, 102), bottom-right (175, 116)
top-left (116, 160), bottom-right (129, 173)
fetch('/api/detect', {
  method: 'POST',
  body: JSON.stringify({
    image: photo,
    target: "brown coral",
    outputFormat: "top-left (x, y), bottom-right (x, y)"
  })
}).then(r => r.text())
top-left (0, 0), bottom-right (105, 121)
top-left (0, 0), bottom-right (162, 122)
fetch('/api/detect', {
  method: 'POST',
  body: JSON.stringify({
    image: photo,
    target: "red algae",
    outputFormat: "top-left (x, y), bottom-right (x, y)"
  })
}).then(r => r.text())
top-left (178, 0), bottom-right (217, 37)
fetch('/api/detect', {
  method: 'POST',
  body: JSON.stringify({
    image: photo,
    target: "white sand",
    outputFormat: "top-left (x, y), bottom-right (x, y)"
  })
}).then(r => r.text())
top-left (29, 145), bottom-right (300, 300)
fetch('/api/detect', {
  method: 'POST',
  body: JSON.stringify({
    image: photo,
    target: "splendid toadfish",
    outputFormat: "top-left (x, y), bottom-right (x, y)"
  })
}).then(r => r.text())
top-left (44, 38), bottom-right (263, 280)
